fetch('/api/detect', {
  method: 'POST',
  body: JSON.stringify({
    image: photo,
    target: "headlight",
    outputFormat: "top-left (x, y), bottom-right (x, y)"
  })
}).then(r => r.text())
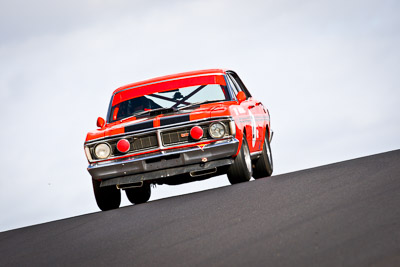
top-left (209, 122), bottom-right (226, 139)
top-left (94, 143), bottom-right (111, 159)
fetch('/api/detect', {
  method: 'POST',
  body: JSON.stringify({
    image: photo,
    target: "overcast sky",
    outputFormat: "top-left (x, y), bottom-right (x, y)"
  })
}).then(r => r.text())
top-left (1, 0), bottom-right (399, 232)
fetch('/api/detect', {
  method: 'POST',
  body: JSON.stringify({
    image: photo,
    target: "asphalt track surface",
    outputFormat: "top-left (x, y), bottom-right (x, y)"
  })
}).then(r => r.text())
top-left (1, 150), bottom-right (400, 266)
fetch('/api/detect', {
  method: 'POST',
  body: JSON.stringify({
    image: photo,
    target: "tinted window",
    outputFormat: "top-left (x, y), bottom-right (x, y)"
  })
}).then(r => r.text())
top-left (228, 73), bottom-right (252, 98)
top-left (226, 75), bottom-right (241, 97)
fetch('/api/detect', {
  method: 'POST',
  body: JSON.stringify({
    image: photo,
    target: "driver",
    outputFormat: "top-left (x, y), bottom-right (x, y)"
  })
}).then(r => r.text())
top-left (131, 96), bottom-right (161, 112)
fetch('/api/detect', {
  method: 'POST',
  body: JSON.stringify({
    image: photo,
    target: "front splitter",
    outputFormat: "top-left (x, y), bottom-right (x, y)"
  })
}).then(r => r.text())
top-left (100, 158), bottom-right (233, 187)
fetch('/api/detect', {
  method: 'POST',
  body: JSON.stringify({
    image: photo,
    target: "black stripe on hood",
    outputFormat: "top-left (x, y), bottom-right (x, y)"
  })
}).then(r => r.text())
top-left (160, 114), bottom-right (190, 126)
top-left (125, 120), bottom-right (154, 133)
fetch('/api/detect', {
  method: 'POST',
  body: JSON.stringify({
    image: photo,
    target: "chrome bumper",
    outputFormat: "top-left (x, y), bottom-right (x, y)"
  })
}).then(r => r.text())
top-left (88, 138), bottom-right (239, 182)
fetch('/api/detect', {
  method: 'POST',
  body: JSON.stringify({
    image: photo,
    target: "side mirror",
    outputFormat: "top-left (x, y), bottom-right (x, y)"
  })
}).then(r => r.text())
top-left (236, 91), bottom-right (246, 103)
top-left (96, 117), bottom-right (106, 128)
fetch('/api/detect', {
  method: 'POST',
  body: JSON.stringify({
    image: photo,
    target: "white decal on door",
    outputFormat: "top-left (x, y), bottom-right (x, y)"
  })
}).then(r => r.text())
top-left (248, 109), bottom-right (257, 147)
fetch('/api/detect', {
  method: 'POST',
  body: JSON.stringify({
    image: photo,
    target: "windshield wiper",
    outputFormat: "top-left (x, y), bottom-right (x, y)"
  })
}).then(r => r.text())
top-left (178, 100), bottom-right (222, 110)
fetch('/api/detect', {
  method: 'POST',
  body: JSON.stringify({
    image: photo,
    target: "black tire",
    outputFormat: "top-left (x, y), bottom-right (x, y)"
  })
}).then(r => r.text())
top-left (125, 183), bottom-right (151, 205)
top-left (92, 179), bottom-right (121, 211)
top-left (227, 137), bottom-right (253, 184)
top-left (253, 133), bottom-right (273, 179)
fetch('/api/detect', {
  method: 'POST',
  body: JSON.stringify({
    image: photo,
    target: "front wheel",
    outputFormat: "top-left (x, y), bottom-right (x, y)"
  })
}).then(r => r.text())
top-left (92, 179), bottom-right (121, 211)
top-left (253, 133), bottom-right (273, 179)
top-left (227, 137), bottom-right (253, 184)
top-left (125, 183), bottom-right (151, 205)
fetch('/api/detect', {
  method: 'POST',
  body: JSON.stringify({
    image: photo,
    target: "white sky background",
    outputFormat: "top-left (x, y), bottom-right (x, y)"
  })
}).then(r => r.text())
top-left (0, 0), bottom-right (399, 232)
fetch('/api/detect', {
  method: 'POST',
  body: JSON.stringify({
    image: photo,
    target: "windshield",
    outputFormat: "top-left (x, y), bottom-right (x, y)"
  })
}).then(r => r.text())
top-left (109, 84), bottom-right (230, 122)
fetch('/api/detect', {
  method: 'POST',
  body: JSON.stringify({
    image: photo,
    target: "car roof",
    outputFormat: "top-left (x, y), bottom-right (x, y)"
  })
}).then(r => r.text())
top-left (112, 69), bottom-right (228, 95)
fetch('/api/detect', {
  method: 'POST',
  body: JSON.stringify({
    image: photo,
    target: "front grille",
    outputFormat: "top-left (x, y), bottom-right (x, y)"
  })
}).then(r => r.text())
top-left (111, 133), bottom-right (158, 157)
top-left (162, 126), bottom-right (210, 146)
top-left (132, 135), bottom-right (158, 151)
top-left (162, 129), bottom-right (189, 144)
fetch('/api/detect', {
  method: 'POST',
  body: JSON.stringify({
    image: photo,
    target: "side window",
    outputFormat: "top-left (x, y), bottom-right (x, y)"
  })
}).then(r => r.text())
top-left (228, 73), bottom-right (252, 99)
top-left (226, 75), bottom-right (241, 98)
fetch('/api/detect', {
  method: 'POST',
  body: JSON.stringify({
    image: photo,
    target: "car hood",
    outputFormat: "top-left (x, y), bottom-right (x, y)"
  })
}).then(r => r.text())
top-left (85, 103), bottom-right (233, 142)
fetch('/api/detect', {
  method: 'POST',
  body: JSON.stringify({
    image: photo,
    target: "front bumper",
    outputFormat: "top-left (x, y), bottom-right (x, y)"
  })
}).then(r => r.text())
top-left (88, 138), bottom-right (239, 185)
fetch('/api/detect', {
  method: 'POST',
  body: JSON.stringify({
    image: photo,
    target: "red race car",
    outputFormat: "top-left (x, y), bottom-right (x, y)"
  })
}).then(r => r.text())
top-left (84, 69), bottom-right (273, 211)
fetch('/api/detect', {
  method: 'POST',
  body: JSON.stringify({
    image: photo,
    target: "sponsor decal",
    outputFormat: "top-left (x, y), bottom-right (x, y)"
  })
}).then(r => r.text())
top-left (237, 116), bottom-right (265, 124)
top-left (197, 144), bottom-right (206, 151)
